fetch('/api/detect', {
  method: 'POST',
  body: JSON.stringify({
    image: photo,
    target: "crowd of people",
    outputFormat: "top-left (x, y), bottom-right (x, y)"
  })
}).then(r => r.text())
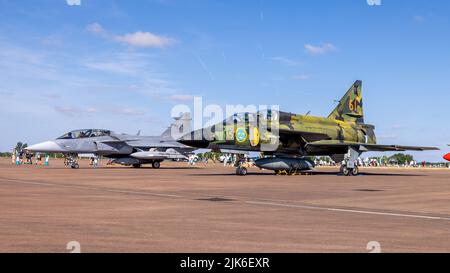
top-left (8, 148), bottom-right (449, 169)
top-left (11, 149), bottom-right (50, 166)
top-left (314, 157), bottom-right (449, 168)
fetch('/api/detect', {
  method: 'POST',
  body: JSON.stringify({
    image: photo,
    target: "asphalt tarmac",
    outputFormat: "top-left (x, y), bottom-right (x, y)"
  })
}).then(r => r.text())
top-left (1, 158), bottom-right (449, 253)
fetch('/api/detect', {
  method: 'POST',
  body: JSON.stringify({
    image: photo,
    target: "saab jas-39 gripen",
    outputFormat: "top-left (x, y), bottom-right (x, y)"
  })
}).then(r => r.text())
top-left (26, 114), bottom-right (195, 169)
top-left (178, 81), bottom-right (439, 176)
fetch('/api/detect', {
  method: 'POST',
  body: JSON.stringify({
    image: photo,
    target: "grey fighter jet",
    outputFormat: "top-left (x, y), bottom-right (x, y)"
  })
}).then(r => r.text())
top-left (26, 114), bottom-right (195, 168)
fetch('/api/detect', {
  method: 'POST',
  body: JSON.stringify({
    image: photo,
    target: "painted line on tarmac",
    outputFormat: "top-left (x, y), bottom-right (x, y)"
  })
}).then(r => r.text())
top-left (246, 201), bottom-right (450, 221)
top-left (0, 178), bottom-right (184, 199)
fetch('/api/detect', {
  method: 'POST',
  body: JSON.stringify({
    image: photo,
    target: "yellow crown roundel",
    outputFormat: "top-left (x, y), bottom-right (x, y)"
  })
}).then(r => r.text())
top-left (235, 128), bottom-right (248, 143)
top-left (250, 127), bottom-right (260, 146)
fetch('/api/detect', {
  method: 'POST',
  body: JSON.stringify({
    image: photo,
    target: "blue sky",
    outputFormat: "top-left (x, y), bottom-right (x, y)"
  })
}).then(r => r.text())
top-left (0, 0), bottom-right (449, 161)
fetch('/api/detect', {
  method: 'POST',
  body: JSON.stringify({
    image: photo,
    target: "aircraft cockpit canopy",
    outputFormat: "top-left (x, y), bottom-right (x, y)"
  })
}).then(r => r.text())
top-left (57, 129), bottom-right (111, 139)
top-left (221, 111), bottom-right (279, 126)
top-left (222, 113), bottom-right (258, 125)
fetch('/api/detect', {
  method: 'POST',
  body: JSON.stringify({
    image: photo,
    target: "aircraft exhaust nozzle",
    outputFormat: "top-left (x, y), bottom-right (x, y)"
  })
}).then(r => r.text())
top-left (255, 157), bottom-right (315, 172)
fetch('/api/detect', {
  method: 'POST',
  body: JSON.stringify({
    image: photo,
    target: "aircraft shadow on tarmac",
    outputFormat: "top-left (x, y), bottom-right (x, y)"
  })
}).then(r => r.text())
top-left (44, 166), bottom-right (201, 170)
top-left (44, 167), bottom-right (426, 177)
top-left (99, 167), bottom-right (201, 170)
top-left (314, 171), bottom-right (426, 177)
top-left (187, 171), bottom-right (426, 177)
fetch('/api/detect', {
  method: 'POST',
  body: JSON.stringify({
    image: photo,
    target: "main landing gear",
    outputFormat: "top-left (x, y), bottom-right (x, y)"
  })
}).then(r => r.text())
top-left (340, 147), bottom-right (361, 176)
top-left (132, 161), bottom-right (161, 169)
top-left (236, 166), bottom-right (248, 176)
top-left (340, 165), bottom-right (359, 176)
top-left (235, 154), bottom-right (249, 176)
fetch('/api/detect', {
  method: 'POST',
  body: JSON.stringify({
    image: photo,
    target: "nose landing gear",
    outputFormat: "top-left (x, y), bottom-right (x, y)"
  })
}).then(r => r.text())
top-left (236, 166), bottom-right (248, 176)
top-left (340, 165), bottom-right (359, 176)
top-left (65, 156), bottom-right (80, 169)
top-left (152, 161), bottom-right (161, 169)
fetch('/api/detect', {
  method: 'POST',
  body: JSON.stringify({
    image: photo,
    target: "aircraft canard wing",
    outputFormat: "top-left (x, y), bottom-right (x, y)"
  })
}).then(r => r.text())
top-left (305, 142), bottom-right (439, 153)
top-left (97, 140), bottom-right (130, 144)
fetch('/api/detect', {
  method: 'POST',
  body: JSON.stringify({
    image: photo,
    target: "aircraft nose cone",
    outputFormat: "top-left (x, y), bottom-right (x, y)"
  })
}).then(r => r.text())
top-left (444, 153), bottom-right (450, 162)
top-left (26, 141), bottom-right (63, 153)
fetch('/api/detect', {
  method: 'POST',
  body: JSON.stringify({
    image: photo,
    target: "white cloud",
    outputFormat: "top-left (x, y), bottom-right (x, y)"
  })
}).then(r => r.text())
top-left (304, 43), bottom-right (337, 55)
top-left (83, 51), bottom-right (160, 78)
top-left (86, 107), bottom-right (97, 113)
top-left (87, 23), bottom-right (176, 49)
top-left (270, 56), bottom-right (301, 66)
top-left (66, 0), bottom-right (81, 6)
top-left (115, 31), bottom-right (176, 48)
top-left (87, 23), bottom-right (105, 35)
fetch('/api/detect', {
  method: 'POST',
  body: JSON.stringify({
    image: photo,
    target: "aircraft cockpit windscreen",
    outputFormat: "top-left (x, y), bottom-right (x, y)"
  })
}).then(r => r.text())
top-left (57, 129), bottom-right (111, 139)
top-left (223, 113), bottom-right (258, 125)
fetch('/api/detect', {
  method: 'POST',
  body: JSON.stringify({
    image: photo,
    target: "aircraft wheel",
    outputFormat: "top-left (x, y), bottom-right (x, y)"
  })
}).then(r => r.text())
top-left (236, 167), bottom-right (248, 176)
top-left (340, 165), bottom-right (351, 176)
top-left (132, 164), bottom-right (142, 168)
top-left (152, 161), bottom-right (161, 169)
top-left (352, 166), bottom-right (359, 176)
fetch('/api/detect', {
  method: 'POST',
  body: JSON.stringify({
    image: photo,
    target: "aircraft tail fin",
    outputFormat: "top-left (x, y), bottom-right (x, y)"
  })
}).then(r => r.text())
top-left (328, 80), bottom-right (364, 123)
top-left (160, 113), bottom-right (192, 141)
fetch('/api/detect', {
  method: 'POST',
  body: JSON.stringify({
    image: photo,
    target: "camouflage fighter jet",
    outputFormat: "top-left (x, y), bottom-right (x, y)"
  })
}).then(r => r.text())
top-left (26, 114), bottom-right (195, 168)
top-left (178, 81), bottom-right (439, 176)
